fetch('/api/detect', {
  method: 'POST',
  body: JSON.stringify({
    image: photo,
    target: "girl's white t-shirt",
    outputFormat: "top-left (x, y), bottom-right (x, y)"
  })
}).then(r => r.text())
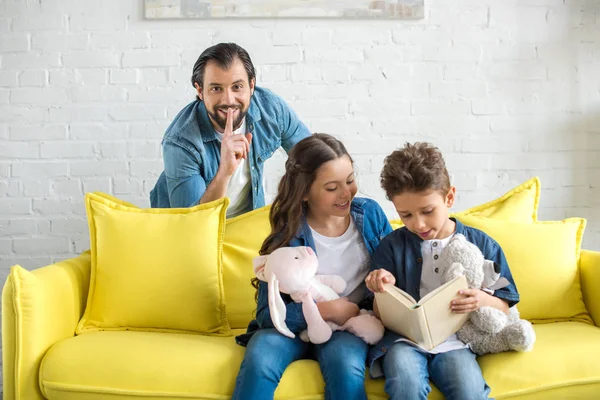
top-left (310, 218), bottom-right (371, 304)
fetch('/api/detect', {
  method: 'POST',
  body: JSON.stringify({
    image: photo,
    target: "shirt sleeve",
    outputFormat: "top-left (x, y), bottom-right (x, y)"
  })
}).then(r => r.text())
top-left (371, 238), bottom-right (397, 275)
top-left (360, 205), bottom-right (394, 310)
top-left (377, 205), bottom-right (394, 239)
top-left (277, 97), bottom-right (311, 153)
top-left (361, 238), bottom-right (399, 308)
top-left (255, 281), bottom-right (308, 333)
top-left (480, 237), bottom-right (520, 308)
top-left (162, 141), bottom-right (207, 208)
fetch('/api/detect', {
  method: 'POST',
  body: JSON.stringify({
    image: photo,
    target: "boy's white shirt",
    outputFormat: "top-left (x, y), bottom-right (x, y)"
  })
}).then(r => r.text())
top-left (419, 234), bottom-right (455, 299)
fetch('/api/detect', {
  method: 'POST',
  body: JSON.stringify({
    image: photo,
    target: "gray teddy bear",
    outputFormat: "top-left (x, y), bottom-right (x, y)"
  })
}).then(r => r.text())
top-left (438, 234), bottom-right (536, 355)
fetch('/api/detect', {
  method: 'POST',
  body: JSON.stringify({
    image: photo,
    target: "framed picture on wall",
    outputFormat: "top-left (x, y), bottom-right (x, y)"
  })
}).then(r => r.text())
top-left (144, 0), bottom-right (425, 20)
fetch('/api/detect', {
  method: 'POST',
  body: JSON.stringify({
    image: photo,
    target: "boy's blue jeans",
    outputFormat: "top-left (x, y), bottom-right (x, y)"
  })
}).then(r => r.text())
top-left (232, 328), bottom-right (369, 400)
top-left (382, 341), bottom-right (492, 400)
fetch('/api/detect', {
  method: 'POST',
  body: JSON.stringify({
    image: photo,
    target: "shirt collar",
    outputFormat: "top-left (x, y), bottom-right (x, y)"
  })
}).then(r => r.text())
top-left (295, 198), bottom-right (366, 244)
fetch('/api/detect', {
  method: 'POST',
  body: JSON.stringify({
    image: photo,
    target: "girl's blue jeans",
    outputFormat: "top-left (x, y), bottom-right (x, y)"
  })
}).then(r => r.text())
top-left (232, 328), bottom-right (369, 400)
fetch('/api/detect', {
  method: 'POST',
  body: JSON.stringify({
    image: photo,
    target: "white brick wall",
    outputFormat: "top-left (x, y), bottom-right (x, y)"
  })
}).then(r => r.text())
top-left (1, 0), bottom-right (599, 282)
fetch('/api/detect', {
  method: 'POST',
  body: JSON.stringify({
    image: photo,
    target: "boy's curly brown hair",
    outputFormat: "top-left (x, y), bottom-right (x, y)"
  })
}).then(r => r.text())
top-left (380, 142), bottom-right (451, 199)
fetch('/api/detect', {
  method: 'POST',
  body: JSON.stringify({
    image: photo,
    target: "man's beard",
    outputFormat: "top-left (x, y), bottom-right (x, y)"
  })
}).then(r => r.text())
top-left (207, 105), bottom-right (247, 132)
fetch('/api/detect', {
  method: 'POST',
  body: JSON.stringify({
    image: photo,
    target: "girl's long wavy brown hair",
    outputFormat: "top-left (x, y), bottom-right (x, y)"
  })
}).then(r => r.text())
top-left (251, 133), bottom-right (353, 300)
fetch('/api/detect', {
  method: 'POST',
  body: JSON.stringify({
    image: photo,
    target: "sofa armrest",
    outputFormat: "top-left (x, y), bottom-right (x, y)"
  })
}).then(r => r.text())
top-left (581, 249), bottom-right (600, 327)
top-left (2, 251), bottom-right (91, 400)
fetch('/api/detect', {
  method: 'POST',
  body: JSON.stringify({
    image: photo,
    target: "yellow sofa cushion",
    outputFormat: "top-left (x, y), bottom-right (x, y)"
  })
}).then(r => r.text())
top-left (457, 214), bottom-right (591, 324)
top-left (223, 205), bottom-right (272, 329)
top-left (390, 177), bottom-right (540, 230)
top-left (40, 323), bottom-right (600, 399)
top-left (479, 322), bottom-right (600, 399)
top-left (454, 176), bottom-right (540, 222)
top-left (76, 193), bottom-right (230, 335)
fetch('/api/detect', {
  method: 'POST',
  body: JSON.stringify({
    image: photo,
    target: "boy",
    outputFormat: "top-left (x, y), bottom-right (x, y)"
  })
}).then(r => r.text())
top-left (365, 142), bottom-right (519, 400)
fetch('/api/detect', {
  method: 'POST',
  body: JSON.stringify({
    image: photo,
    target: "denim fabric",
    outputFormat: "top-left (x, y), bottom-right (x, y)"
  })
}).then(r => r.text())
top-left (368, 218), bottom-right (520, 372)
top-left (236, 197), bottom-right (393, 347)
top-left (232, 329), bottom-right (369, 400)
top-left (150, 86), bottom-right (310, 209)
top-left (382, 341), bottom-right (492, 400)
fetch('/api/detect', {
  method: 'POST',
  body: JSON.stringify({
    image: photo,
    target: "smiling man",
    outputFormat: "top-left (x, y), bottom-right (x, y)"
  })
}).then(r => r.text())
top-left (150, 43), bottom-right (311, 217)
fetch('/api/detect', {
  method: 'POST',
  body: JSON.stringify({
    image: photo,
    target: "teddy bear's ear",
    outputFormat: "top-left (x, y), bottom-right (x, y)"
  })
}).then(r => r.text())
top-left (493, 262), bottom-right (501, 273)
top-left (253, 255), bottom-right (268, 281)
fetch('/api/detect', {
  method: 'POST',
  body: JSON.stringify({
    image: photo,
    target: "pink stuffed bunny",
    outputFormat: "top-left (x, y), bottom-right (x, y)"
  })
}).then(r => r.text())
top-left (253, 246), bottom-right (385, 345)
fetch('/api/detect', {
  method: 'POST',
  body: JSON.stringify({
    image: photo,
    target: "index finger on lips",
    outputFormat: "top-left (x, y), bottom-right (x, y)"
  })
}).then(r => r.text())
top-left (224, 108), bottom-right (234, 137)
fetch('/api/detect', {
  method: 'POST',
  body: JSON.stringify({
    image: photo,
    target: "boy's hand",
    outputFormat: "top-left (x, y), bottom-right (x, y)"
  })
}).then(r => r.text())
top-left (451, 289), bottom-right (509, 314)
top-left (365, 269), bottom-right (396, 293)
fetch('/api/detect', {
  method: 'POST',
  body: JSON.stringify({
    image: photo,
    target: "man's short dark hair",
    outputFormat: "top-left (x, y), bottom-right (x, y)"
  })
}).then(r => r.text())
top-left (190, 43), bottom-right (256, 93)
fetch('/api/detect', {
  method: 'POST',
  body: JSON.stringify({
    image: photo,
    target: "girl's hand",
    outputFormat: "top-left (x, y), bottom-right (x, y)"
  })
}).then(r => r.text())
top-left (450, 289), bottom-right (509, 314)
top-left (317, 298), bottom-right (359, 326)
top-left (365, 269), bottom-right (396, 293)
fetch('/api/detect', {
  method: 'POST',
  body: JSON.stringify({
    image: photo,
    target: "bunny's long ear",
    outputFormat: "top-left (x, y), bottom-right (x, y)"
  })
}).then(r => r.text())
top-left (268, 272), bottom-right (295, 339)
top-left (253, 255), bottom-right (268, 281)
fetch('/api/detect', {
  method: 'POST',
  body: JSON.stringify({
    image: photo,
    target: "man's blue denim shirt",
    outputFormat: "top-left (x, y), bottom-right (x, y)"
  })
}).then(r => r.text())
top-left (150, 87), bottom-right (311, 209)
top-left (236, 197), bottom-right (393, 346)
top-left (367, 218), bottom-right (520, 377)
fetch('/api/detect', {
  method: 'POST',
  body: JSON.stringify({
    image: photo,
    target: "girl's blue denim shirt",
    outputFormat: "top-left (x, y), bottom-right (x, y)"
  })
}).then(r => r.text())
top-left (150, 86), bottom-right (310, 209)
top-left (236, 197), bottom-right (393, 346)
top-left (367, 218), bottom-right (520, 377)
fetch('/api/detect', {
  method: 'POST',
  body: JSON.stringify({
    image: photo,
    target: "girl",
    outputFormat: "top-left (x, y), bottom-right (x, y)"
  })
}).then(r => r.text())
top-left (233, 134), bottom-right (392, 400)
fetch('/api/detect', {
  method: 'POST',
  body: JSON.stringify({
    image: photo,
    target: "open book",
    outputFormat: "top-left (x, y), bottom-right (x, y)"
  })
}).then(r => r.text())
top-left (374, 275), bottom-right (469, 350)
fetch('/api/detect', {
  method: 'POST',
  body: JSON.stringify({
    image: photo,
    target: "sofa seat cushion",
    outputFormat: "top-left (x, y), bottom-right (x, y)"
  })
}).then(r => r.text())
top-left (479, 322), bottom-right (600, 399)
top-left (40, 330), bottom-right (331, 400)
top-left (40, 324), bottom-right (600, 400)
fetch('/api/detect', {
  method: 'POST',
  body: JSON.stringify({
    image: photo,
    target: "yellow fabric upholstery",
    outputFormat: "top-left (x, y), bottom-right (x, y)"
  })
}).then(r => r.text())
top-left (581, 250), bottom-right (600, 326)
top-left (222, 205), bottom-right (272, 329)
top-left (479, 322), bottom-right (600, 399)
top-left (390, 177), bottom-right (540, 230)
top-left (77, 193), bottom-right (230, 335)
top-left (4, 177), bottom-right (600, 400)
top-left (457, 215), bottom-right (590, 324)
top-left (39, 322), bottom-right (600, 400)
top-left (2, 252), bottom-right (91, 400)
top-left (454, 176), bottom-right (540, 222)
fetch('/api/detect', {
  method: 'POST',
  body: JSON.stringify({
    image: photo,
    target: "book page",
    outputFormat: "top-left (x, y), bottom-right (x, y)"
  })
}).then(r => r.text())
top-left (379, 284), bottom-right (417, 307)
top-left (421, 275), bottom-right (470, 348)
top-left (418, 275), bottom-right (465, 306)
top-left (375, 291), bottom-right (427, 346)
top-left (375, 276), bottom-right (470, 350)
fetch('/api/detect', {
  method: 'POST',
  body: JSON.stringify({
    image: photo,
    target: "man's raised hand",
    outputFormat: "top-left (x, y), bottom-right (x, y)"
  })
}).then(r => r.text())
top-left (219, 108), bottom-right (251, 177)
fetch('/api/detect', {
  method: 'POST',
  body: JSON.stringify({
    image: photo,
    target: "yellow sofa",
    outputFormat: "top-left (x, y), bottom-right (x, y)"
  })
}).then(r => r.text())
top-left (3, 178), bottom-right (600, 400)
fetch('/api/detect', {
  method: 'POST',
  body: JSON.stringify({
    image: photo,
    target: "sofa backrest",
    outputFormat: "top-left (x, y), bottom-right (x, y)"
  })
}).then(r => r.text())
top-left (222, 206), bottom-right (272, 329)
top-left (221, 205), bottom-right (592, 330)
